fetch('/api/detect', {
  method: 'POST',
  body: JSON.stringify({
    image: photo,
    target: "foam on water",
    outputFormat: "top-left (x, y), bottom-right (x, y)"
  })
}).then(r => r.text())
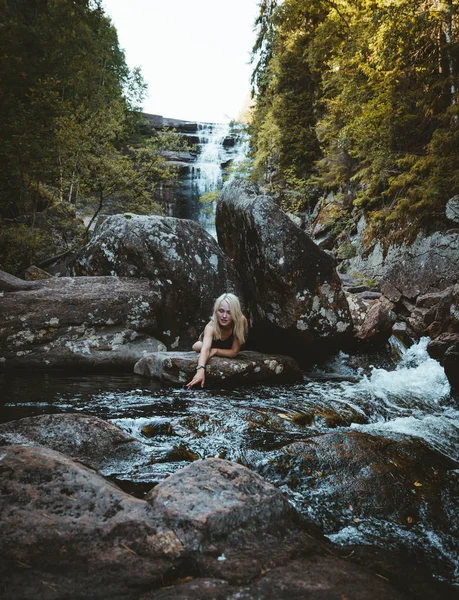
top-left (349, 337), bottom-right (451, 407)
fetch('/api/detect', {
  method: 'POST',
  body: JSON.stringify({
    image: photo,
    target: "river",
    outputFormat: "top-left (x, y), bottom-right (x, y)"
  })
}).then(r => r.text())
top-left (1, 337), bottom-right (458, 588)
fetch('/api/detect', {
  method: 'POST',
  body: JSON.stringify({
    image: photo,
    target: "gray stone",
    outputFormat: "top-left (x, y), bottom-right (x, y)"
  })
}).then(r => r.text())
top-left (0, 414), bottom-right (134, 468)
top-left (71, 214), bottom-right (241, 350)
top-left (146, 458), bottom-right (298, 552)
top-left (0, 268), bottom-right (34, 292)
top-left (134, 350), bottom-right (303, 386)
top-left (0, 275), bottom-right (166, 371)
top-left (216, 181), bottom-right (352, 358)
top-left (446, 195), bottom-right (459, 223)
top-left (343, 231), bottom-right (459, 299)
top-left (0, 444), bottom-right (184, 600)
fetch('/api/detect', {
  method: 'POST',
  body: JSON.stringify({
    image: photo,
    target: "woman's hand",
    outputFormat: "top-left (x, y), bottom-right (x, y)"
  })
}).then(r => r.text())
top-left (186, 367), bottom-right (205, 389)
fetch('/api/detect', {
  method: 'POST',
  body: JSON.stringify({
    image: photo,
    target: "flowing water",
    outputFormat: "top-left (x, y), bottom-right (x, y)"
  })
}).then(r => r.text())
top-left (192, 122), bottom-right (248, 237)
top-left (1, 338), bottom-right (458, 586)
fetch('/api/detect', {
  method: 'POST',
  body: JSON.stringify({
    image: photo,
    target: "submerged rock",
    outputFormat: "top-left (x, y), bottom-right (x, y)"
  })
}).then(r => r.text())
top-left (0, 274), bottom-right (166, 371)
top-left (71, 214), bottom-right (242, 350)
top-left (133, 350), bottom-right (303, 386)
top-left (261, 431), bottom-right (459, 553)
top-left (216, 180), bottom-right (352, 359)
top-left (0, 414), bottom-right (134, 468)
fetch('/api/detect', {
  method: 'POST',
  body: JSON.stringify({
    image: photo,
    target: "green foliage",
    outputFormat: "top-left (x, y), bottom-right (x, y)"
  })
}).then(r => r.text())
top-left (0, 0), bottom-right (185, 272)
top-left (250, 0), bottom-right (459, 240)
top-left (0, 223), bottom-right (52, 275)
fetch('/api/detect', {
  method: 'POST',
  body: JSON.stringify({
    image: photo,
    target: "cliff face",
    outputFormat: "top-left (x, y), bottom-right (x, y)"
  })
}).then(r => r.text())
top-left (143, 114), bottom-right (247, 231)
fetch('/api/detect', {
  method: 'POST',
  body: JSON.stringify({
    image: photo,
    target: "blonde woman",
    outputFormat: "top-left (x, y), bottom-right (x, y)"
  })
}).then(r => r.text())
top-left (186, 293), bottom-right (248, 389)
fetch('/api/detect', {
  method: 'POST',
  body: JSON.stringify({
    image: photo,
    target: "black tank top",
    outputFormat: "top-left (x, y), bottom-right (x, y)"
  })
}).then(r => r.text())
top-left (211, 333), bottom-right (234, 349)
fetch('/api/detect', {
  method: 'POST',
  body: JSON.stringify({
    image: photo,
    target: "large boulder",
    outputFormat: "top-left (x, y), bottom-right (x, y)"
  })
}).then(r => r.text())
top-left (0, 414), bottom-right (134, 469)
top-left (216, 181), bottom-right (352, 358)
top-left (146, 458), bottom-right (300, 551)
top-left (134, 350), bottom-right (303, 386)
top-left (0, 274), bottom-right (166, 371)
top-left (71, 214), bottom-right (241, 350)
top-left (0, 444), bottom-right (184, 600)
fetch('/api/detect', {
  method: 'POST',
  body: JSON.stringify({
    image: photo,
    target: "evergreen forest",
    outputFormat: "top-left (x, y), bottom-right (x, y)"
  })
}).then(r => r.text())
top-left (0, 0), bottom-right (186, 274)
top-left (250, 0), bottom-right (459, 246)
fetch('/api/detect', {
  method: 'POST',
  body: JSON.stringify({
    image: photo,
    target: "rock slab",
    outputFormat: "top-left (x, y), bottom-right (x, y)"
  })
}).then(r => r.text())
top-left (133, 350), bottom-right (303, 386)
top-left (0, 273), bottom-right (166, 371)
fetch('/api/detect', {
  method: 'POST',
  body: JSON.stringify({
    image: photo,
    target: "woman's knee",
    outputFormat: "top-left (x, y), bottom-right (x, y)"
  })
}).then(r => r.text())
top-left (192, 341), bottom-right (203, 352)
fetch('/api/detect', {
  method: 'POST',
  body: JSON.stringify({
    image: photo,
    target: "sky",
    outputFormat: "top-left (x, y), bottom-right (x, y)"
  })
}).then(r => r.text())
top-left (102, 0), bottom-right (260, 123)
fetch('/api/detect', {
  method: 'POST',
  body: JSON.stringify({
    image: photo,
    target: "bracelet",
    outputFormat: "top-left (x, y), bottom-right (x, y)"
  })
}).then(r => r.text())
top-left (196, 365), bottom-right (205, 371)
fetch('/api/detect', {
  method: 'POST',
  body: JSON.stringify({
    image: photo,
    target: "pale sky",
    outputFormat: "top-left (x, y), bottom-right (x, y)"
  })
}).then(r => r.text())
top-left (102, 0), bottom-right (260, 123)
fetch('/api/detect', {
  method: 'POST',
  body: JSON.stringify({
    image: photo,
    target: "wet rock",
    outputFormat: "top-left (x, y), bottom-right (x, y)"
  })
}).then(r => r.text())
top-left (141, 421), bottom-right (175, 438)
top-left (443, 343), bottom-right (459, 391)
top-left (0, 275), bottom-right (166, 371)
top-left (355, 301), bottom-right (397, 343)
top-left (0, 444), bottom-right (184, 600)
top-left (391, 321), bottom-right (415, 346)
top-left (410, 285), bottom-right (459, 338)
top-left (216, 181), bottom-right (352, 358)
top-left (263, 431), bottom-right (459, 535)
top-left (146, 458), bottom-right (301, 552)
top-left (427, 332), bottom-right (459, 360)
top-left (0, 414), bottom-right (134, 469)
top-left (133, 350), bottom-right (303, 386)
top-left (71, 214), bottom-right (241, 350)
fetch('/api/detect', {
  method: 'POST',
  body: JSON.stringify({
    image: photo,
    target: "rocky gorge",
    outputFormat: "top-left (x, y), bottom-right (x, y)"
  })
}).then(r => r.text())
top-left (1, 178), bottom-right (459, 598)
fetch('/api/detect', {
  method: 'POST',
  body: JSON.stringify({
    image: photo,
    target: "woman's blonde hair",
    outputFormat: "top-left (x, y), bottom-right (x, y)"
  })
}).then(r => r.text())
top-left (211, 293), bottom-right (246, 345)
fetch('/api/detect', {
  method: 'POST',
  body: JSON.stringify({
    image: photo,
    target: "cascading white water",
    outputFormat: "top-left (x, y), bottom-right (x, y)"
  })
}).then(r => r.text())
top-left (192, 122), bottom-right (248, 237)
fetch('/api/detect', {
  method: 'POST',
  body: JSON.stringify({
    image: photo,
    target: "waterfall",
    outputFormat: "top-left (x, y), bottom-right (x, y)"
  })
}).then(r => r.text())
top-left (192, 122), bottom-right (248, 238)
top-left (147, 114), bottom-right (248, 235)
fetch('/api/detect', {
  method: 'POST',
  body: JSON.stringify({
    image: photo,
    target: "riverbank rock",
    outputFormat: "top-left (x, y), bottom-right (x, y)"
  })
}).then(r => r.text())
top-left (216, 181), bottom-right (352, 359)
top-left (146, 458), bottom-right (300, 551)
top-left (0, 414), bottom-right (134, 468)
top-left (0, 273), bottom-right (166, 371)
top-left (0, 444), bottom-right (184, 600)
top-left (71, 214), bottom-right (241, 350)
top-left (133, 350), bottom-right (303, 386)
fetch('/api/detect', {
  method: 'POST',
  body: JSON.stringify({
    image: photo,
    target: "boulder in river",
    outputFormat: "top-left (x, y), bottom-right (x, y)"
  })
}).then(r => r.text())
top-left (0, 273), bottom-right (166, 371)
top-left (71, 214), bottom-right (242, 350)
top-left (133, 350), bottom-right (303, 386)
top-left (0, 414), bottom-right (135, 469)
top-left (260, 430), bottom-right (459, 584)
top-left (0, 441), bottom-right (450, 599)
top-left (216, 180), bottom-right (352, 359)
top-left (0, 444), bottom-right (185, 600)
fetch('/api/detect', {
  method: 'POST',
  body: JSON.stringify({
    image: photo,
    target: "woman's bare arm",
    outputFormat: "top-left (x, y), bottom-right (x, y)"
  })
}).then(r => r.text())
top-left (186, 323), bottom-right (214, 389)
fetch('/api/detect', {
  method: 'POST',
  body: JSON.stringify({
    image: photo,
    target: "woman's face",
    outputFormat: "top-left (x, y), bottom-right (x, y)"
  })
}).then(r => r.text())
top-left (216, 300), bottom-right (232, 328)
